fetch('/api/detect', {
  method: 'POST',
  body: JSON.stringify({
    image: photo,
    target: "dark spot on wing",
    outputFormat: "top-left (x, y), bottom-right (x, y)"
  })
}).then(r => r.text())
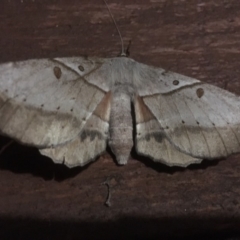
top-left (161, 71), bottom-right (168, 76)
top-left (196, 88), bottom-right (204, 98)
top-left (173, 80), bottom-right (179, 85)
top-left (53, 66), bottom-right (62, 79)
top-left (153, 133), bottom-right (164, 143)
top-left (145, 133), bottom-right (164, 143)
top-left (80, 130), bottom-right (103, 141)
top-left (78, 65), bottom-right (84, 72)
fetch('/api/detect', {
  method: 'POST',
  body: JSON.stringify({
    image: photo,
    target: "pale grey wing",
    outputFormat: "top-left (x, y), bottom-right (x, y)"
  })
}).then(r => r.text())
top-left (140, 71), bottom-right (240, 161)
top-left (40, 92), bottom-right (112, 167)
top-left (0, 57), bottom-right (109, 148)
top-left (132, 60), bottom-right (201, 96)
top-left (134, 96), bottom-right (202, 167)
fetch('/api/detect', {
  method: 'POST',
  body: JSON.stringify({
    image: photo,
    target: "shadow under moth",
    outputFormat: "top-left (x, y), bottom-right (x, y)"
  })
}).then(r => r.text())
top-left (0, 56), bottom-right (239, 168)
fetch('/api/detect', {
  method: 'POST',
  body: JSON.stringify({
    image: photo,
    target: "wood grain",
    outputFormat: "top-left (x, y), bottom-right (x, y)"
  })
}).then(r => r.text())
top-left (0, 0), bottom-right (240, 239)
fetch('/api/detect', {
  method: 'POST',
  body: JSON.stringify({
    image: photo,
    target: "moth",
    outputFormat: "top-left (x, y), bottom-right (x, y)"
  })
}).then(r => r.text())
top-left (0, 56), bottom-right (240, 168)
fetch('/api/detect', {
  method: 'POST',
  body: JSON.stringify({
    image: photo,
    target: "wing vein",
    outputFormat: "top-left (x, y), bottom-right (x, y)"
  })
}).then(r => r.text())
top-left (206, 92), bottom-right (240, 147)
top-left (170, 94), bottom-right (192, 150)
top-left (197, 97), bottom-right (228, 154)
top-left (182, 96), bottom-right (211, 156)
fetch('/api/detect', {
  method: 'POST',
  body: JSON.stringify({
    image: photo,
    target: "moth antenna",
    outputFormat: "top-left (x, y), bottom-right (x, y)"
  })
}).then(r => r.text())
top-left (103, 0), bottom-right (126, 56)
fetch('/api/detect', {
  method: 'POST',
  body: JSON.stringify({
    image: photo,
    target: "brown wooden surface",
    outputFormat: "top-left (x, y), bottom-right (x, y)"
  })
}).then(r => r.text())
top-left (1, 0), bottom-right (240, 239)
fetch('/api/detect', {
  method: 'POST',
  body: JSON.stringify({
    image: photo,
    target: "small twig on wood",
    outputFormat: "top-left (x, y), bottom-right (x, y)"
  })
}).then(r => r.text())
top-left (102, 178), bottom-right (112, 207)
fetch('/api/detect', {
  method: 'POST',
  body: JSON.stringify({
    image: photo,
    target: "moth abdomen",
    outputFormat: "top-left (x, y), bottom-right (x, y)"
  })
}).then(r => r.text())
top-left (109, 92), bottom-right (133, 165)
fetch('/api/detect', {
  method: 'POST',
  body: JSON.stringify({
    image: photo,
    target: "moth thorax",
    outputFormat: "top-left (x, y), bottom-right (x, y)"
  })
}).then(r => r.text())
top-left (109, 92), bottom-right (133, 165)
